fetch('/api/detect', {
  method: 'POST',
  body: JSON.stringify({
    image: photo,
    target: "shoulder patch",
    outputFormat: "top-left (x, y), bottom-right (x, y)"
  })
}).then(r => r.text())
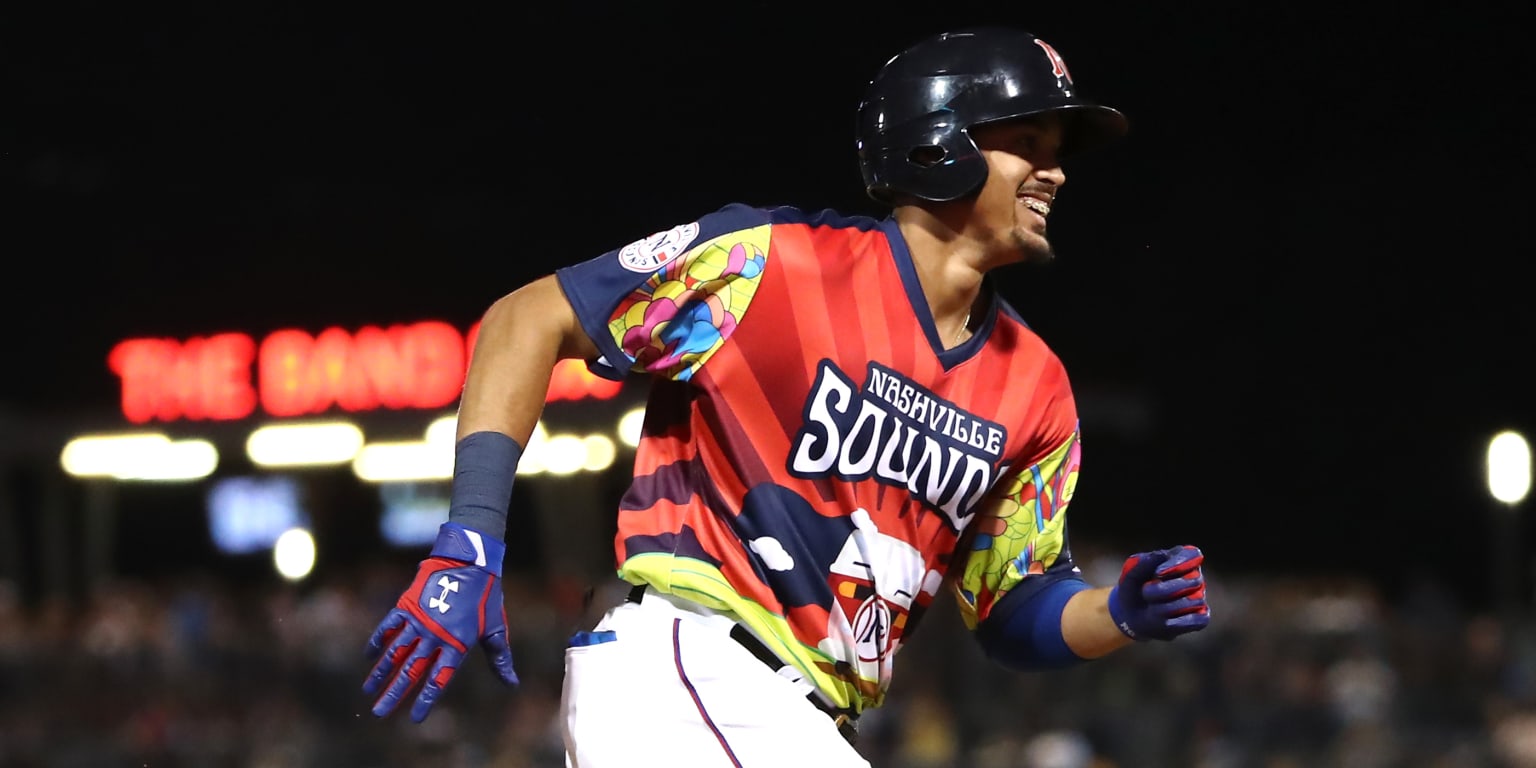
top-left (618, 222), bottom-right (700, 273)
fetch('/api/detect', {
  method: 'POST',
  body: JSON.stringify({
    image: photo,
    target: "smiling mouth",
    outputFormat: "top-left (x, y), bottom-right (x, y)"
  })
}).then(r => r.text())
top-left (1021, 197), bottom-right (1051, 217)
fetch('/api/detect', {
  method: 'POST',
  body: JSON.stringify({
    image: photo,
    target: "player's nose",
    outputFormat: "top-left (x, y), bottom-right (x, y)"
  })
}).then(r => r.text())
top-left (1034, 163), bottom-right (1065, 188)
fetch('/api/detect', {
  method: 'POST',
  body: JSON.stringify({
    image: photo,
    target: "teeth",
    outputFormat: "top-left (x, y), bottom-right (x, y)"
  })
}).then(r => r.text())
top-left (1022, 198), bottom-right (1051, 217)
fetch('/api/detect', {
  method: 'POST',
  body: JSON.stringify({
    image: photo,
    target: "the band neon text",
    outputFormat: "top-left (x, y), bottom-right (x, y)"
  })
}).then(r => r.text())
top-left (108, 321), bottom-right (623, 424)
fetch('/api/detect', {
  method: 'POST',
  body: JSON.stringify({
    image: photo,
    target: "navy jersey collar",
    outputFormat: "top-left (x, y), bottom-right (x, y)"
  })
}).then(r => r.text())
top-left (878, 216), bottom-right (996, 370)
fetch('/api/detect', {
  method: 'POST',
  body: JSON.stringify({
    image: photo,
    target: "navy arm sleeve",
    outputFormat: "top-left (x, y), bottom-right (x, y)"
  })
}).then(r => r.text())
top-left (973, 563), bottom-right (1091, 671)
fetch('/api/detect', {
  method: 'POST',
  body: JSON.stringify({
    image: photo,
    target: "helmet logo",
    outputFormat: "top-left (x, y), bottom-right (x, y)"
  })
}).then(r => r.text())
top-left (1032, 39), bottom-right (1073, 84)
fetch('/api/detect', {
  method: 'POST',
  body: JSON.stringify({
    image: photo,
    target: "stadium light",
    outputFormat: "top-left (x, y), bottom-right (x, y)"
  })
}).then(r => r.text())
top-left (617, 407), bottom-right (646, 447)
top-left (1488, 430), bottom-right (1531, 505)
top-left (353, 441), bottom-right (454, 482)
top-left (350, 414), bottom-right (474, 483)
top-left (272, 527), bottom-right (317, 581)
top-left (1486, 429), bottom-right (1531, 620)
top-left (516, 422), bottom-right (552, 476)
top-left (582, 435), bottom-right (617, 472)
top-left (542, 434), bottom-right (591, 475)
top-left (425, 413), bottom-right (458, 448)
top-left (352, 417), bottom-right (619, 482)
top-left (61, 432), bottom-right (219, 481)
top-left (246, 421), bottom-right (364, 467)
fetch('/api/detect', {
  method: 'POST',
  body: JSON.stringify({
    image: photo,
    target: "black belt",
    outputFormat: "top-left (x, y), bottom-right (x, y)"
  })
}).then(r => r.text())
top-left (626, 584), bottom-right (858, 745)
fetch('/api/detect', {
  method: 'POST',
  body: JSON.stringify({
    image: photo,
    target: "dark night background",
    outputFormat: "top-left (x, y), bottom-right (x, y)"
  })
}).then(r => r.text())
top-left (6, 1), bottom-right (1536, 608)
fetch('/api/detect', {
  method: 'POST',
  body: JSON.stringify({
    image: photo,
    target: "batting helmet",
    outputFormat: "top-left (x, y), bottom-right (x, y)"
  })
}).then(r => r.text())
top-left (856, 27), bottom-right (1128, 204)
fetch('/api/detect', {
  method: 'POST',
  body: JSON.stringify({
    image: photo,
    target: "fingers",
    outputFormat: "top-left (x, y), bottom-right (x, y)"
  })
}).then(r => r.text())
top-left (363, 619), bottom-right (420, 698)
top-left (481, 628), bottom-right (520, 687)
top-left (373, 639), bottom-right (441, 718)
top-left (1118, 550), bottom-right (1170, 584)
top-left (1116, 546), bottom-right (1211, 640)
top-left (365, 568), bottom-right (518, 720)
top-left (1155, 546), bottom-right (1204, 578)
top-left (365, 609), bottom-right (408, 660)
top-left (1141, 574), bottom-right (1205, 603)
top-left (1147, 546), bottom-right (1208, 626)
top-left (1153, 595), bottom-right (1208, 619)
top-left (1166, 610), bottom-right (1211, 633)
top-left (410, 656), bottom-right (461, 723)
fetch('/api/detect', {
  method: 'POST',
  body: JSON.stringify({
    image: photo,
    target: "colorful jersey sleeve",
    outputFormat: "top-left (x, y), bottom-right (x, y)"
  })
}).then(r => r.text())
top-left (555, 204), bottom-right (773, 382)
top-left (953, 376), bottom-right (1082, 629)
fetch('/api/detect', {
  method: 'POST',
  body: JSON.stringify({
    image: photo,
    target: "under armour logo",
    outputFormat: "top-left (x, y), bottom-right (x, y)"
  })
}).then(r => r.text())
top-left (428, 575), bottom-right (460, 614)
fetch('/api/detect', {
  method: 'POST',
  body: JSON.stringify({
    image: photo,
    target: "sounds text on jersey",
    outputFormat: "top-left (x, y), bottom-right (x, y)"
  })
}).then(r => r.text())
top-left (788, 360), bottom-right (1008, 531)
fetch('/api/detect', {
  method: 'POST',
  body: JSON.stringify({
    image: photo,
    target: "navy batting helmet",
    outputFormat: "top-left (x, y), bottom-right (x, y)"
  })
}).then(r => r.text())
top-left (856, 27), bottom-right (1128, 204)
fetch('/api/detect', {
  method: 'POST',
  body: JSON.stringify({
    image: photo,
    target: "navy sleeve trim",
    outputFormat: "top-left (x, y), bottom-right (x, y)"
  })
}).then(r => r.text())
top-left (974, 576), bottom-right (1091, 671)
top-left (554, 268), bottom-right (631, 381)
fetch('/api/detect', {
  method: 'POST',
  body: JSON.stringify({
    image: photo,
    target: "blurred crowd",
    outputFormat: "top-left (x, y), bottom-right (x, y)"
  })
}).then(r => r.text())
top-left (1, 554), bottom-right (1534, 768)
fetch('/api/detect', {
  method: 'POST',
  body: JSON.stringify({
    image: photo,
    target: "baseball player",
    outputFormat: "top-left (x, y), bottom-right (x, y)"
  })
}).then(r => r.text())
top-left (362, 26), bottom-right (1211, 766)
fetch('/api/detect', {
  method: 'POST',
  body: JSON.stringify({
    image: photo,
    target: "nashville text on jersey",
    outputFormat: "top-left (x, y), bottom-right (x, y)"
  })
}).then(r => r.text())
top-left (787, 360), bottom-right (1009, 531)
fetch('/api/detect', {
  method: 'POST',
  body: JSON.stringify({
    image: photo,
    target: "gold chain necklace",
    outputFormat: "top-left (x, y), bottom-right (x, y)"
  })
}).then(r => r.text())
top-left (953, 311), bottom-right (971, 346)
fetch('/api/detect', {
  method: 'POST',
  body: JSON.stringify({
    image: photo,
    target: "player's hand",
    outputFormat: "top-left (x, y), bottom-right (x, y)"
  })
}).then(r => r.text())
top-left (1107, 545), bottom-right (1210, 641)
top-left (363, 523), bottom-right (519, 722)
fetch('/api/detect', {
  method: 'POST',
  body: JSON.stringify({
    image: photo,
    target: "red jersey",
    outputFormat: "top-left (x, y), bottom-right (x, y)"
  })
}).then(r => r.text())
top-left (555, 204), bottom-right (1082, 712)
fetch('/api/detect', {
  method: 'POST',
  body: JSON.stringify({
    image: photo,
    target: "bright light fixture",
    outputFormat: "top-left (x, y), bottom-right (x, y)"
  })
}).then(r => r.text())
top-left (582, 435), bottom-right (616, 472)
top-left (272, 527), bottom-right (317, 581)
top-left (425, 414), bottom-right (458, 448)
top-left (61, 433), bottom-right (219, 481)
top-left (1488, 430), bottom-right (1532, 505)
top-left (246, 422), bottom-right (364, 467)
top-left (352, 441), bottom-right (454, 483)
top-left (542, 434), bottom-right (589, 475)
top-left (617, 407), bottom-right (646, 447)
top-left (516, 422), bottom-right (552, 476)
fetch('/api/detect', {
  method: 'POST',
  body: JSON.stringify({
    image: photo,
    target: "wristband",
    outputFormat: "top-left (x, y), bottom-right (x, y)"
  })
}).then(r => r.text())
top-left (430, 522), bottom-right (508, 577)
top-left (448, 431), bottom-right (523, 541)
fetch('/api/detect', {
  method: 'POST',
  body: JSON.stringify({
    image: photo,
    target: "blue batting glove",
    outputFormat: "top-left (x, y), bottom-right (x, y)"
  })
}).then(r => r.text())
top-left (1107, 545), bottom-right (1211, 641)
top-left (363, 523), bottom-right (519, 722)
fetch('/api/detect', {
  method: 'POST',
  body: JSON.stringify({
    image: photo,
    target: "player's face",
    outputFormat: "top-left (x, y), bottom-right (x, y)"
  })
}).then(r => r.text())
top-left (967, 114), bottom-right (1068, 265)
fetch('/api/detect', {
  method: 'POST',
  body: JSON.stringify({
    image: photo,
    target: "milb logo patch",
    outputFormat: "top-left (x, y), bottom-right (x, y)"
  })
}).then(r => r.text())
top-left (618, 222), bottom-right (700, 273)
top-left (787, 360), bottom-right (1008, 531)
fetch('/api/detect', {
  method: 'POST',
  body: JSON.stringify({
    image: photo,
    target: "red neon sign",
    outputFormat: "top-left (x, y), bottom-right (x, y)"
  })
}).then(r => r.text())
top-left (109, 321), bottom-right (624, 424)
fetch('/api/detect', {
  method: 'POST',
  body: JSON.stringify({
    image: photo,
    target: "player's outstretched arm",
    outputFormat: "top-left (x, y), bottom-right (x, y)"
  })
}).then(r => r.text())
top-left (362, 275), bottom-right (598, 723)
top-left (1062, 545), bottom-right (1211, 659)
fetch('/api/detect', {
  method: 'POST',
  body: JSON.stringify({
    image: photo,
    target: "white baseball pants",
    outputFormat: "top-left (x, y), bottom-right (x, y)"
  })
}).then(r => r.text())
top-left (560, 587), bottom-right (871, 768)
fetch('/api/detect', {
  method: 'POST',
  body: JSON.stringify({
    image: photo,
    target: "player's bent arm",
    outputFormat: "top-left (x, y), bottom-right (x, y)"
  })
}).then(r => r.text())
top-left (448, 274), bottom-right (599, 540)
top-left (973, 575), bottom-right (1128, 670)
top-left (1059, 586), bottom-right (1134, 659)
top-left (975, 546), bottom-right (1211, 674)
top-left (458, 274), bottom-right (599, 443)
top-left (361, 275), bottom-right (597, 722)
top-left (1019, 546), bottom-right (1210, 666)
